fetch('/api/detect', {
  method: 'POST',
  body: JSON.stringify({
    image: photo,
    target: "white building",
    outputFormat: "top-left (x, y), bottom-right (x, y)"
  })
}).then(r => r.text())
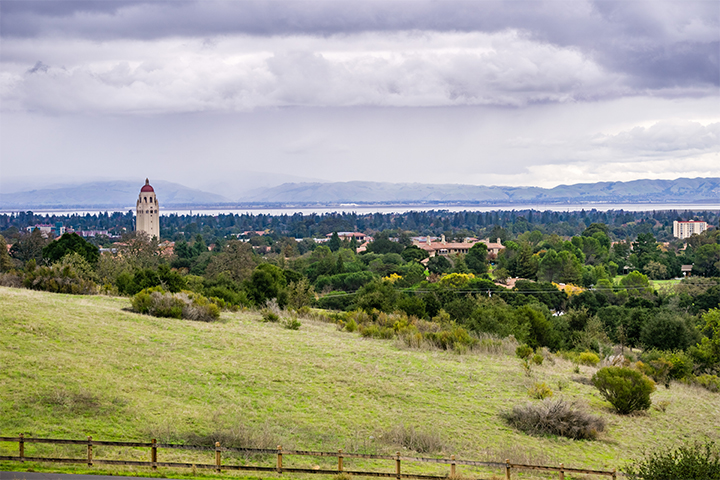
top-left (136, 178), bottom-right (160, 239)
top-left (673, 220), bottom-right (707, 239)
top-left (27, 223), bottom-right (65, 237)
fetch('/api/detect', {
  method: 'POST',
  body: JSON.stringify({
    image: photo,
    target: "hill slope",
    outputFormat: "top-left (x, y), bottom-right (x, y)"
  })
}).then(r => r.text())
top-left (1, 287), bottom-right (719, 475)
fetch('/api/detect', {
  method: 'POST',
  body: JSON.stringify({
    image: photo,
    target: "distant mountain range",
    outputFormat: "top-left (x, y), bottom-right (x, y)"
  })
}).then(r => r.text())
top-left (239, 177), bottom-right (720, 204)
top-left (1, 177), bottom-right (718, 210)
top-left (0, 180), bottom-right (229, 210)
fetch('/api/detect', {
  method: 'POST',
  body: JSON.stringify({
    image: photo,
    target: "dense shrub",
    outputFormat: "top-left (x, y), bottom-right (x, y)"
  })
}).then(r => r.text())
top-left (502, 398), bottom-right (605, 440)
top-left (640, 312), bottom-right (698, 351)
top-left (131, 287), bottom-right (220, 322)
top-left (315, 291), bottom-right (355, 311)
top-left (578, 351), bottom-right (601, 366)
top-left (516, 344), bottom-right (534, 359)
top-left (314, 271), bottom-right (378, 292)
top-left (625, 440), bottom-right (720, 480)
top-left (0, 272), bottom-right (24, 288)
top-left (690, 374), bottom-right (720, 393)
top-left (640, 350), bottom-right (694, 383)
top-left (592, 367), bottom-right (656, 414)
top-left (23, 258), bottom-right (98, 295)
top-left (42, 233), bottom-right (99, 265)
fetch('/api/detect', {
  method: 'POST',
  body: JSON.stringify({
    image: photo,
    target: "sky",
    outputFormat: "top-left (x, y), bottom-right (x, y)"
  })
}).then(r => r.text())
top-left (1, 0), bottom-right (718, 198)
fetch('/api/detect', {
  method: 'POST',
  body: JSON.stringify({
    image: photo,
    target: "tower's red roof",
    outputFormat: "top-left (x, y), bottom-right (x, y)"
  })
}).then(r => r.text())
top-left (140, 178), bottom-right (154, 192)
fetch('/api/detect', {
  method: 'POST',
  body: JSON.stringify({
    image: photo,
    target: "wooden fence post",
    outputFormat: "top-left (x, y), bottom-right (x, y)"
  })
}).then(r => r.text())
top-left (87, 436), bottom-right (93, 466)
top-left (215, 442), bottom-right (221, 473)
top-left (396, 451), bottom-right (401, 479)
top-left (151, 438), bottom-right (157, 470)
top-left (559, 463), bottom-right (564, 480)
top-left (505, 459), bottom-right (511, 480)
top-left (450, 455), bottom-right (456, 477)
top-left (19, 433), bottom-right (24, 462)
top-left (612, 468), bottom-right (617, 480)
top-left (338, 449), bottom-right (343, 472)
top-left (277, 445), bottom-right (283, 473)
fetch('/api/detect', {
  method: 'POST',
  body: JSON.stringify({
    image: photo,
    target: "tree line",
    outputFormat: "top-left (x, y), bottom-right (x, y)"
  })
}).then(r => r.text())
top-left (2, 208), bottom-right (718, 246)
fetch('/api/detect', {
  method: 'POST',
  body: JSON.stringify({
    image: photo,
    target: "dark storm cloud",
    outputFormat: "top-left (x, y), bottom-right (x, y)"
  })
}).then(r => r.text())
top-left (2, 0), bottom-right (717, 93)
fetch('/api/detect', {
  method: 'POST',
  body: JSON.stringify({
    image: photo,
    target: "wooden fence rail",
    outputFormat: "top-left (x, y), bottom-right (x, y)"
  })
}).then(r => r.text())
top-left (0, 435), bottom-right (619, 479)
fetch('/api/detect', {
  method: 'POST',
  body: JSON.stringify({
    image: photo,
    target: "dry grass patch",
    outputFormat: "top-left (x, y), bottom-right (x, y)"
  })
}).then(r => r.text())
top-left (502, 398), bottom-right (606, 440)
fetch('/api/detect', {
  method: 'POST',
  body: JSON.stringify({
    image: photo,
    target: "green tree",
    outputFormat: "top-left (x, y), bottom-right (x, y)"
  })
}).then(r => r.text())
top-left (246, 263), bottom-right (287, 307)
top-left (427, 255), bottom-right (452, 275)
top-left (466, 242), bottom-right (488, 274)
top-left (632, 233), bottom-right (659, 270)
top-left (204, 241), bottom-right (257, 283)
top-left (0, 235), bottom-right (15, 271)
top-left (694, 244), bottom-right (720, 277)
top-left (287, 277), bottom-right (315, 309)
top-left (692, 308), bottom-right (720, 371)
top-left (353, 279), bottom-right (399, 312)
top-left (327, 232), bottom-right (342, 252)
top-left (620, 270), bottom-right (652, 296)
top-left (10, 229), bottom-right (48, 264)
top-left (42, 233), bottom-right (100, 265)
top-left (592, 367), bottom-right (656, 414)
top-left (557, 250), bottom-right (583, 284)
top-left (118, 232), bottom-right (161, 270)
top-left (640, 312), bottom-right (696, 350)
top-left (643, 260), bottom-right (669, 280)
top-left (401, 245), bottom-right (429, 263)
top-left (157, 264), bottom-right (187, 293)
top-left (515, 242), bottom-right (538, 279)
top-left (366, 236), bottom-right (404, 254)
top-left (515, 304), bottom-right (553, 349)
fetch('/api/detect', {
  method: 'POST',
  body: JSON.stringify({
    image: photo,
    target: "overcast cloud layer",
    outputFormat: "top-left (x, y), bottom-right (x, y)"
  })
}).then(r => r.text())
top-left (1, 0), bottom-right (718, 196)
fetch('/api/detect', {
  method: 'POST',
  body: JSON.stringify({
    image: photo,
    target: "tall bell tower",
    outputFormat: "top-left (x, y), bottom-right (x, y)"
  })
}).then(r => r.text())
top-left (136, 178), bottom-right (160, 239)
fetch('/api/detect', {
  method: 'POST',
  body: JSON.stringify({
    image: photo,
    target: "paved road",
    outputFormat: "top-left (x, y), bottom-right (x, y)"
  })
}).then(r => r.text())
top-left (0, 473), bottom-right (164, 480)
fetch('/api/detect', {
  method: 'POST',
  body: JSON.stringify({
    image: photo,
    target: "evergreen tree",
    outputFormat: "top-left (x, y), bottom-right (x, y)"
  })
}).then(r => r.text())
top-left (328, 232), bottom-right (342, 252)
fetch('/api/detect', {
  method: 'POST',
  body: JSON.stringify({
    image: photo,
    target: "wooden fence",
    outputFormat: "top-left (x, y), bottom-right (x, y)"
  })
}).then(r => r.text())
top-left (0, 435), bottom-right (619, 480)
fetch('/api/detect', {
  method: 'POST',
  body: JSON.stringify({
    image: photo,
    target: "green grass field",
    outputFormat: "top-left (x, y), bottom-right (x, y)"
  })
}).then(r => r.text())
top-left (1, 286), bottom-right (719, 479)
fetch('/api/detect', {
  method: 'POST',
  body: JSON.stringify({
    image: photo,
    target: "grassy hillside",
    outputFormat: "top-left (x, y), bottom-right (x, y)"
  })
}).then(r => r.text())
top-left (1, 287), bottom-right (719, 478)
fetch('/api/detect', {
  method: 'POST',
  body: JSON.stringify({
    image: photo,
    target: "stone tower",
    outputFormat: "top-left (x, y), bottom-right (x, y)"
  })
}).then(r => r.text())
top-left (136, 178), bottom-right (160, 239)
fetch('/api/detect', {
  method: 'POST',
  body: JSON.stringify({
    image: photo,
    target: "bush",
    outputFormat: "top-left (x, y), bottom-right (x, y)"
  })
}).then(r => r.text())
top-left (180, 292), bottom-right (221, 322)
top-left (531, 353), bottom-right (544, 365)
top-left (639, 350), bottom-right (694, 385)
top-left (131, 288), bottom-right (220, 322)
top-left (261, 299), bottom-right (281, 322)
top-left (625, 440), bottom-right (720, 480)
top-left (502, 398), bottom-right (605, 440)
top-left (578, 351), bottom-right (601, 366)
top-left (692, 374), bottom-right (720, 393)
top-left (345, 318), bottom-right (357, 332)
top-left (592, 367), bottom-right (656, 414)
top-left (23, 258), bottom-right (98, 295)
top-left (516, 344), bottom-right (534, 359)
top-left (282, 313), bottom-right (302, 330)
top-left (528, 382), bottom-right (553, 399)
